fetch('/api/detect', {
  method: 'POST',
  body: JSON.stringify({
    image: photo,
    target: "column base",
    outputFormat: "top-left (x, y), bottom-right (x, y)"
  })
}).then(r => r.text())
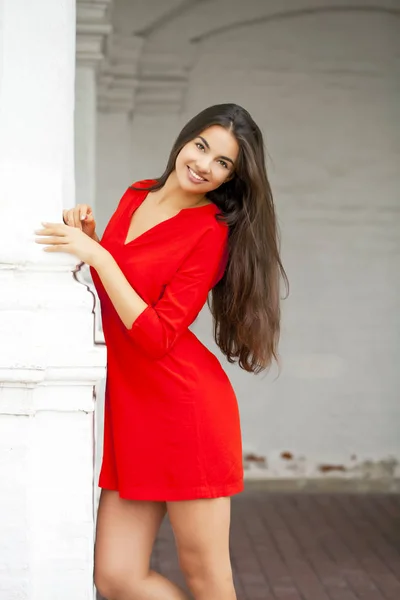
top-left (0, 265), bottom-right (106, 600)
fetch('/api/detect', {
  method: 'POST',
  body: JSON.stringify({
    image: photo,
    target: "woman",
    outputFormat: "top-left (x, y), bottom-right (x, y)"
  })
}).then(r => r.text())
top-left (35, 104), bottom-right (287, 600)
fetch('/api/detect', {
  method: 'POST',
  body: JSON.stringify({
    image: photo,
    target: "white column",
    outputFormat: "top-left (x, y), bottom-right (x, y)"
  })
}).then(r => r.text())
top-left (74, 6), bottom-right (115, 528)
top-left (75, 66), bottom-right (97, 210)
top-left (95, 32), bottom-right (144, 234)
top-left (75, 0), bottom-right (113, 215)
top-left (75, 0), bottom-right (114, 216)
top-left (0, 1), bottom-right (105, 599)
top-left (96, 111), bottom-right (133, 233)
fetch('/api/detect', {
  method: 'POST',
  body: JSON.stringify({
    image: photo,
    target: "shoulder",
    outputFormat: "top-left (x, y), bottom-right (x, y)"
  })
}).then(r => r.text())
top-left (129, 179), bottom-right (157, 189)
top-left (116, 179), bottom-right (156, 208)
top-left (200, 205), bottom-right (229, 243)
top-left (183, 206), bottom-right (228, 264)
top-left (186, 209), bottom-right (229, 280)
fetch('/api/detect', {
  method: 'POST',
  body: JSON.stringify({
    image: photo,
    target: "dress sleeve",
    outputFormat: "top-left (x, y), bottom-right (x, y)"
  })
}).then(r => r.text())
top-left (127, 223), bottom-right (228, 360)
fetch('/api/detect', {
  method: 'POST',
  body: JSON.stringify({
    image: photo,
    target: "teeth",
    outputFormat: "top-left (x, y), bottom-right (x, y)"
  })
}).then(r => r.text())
top-left (189, 167), bottom-right (205, 181)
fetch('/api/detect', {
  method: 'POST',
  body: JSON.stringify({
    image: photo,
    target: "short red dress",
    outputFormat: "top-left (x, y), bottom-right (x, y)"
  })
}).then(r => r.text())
top-left (90, 180), bottom-right (244, 501)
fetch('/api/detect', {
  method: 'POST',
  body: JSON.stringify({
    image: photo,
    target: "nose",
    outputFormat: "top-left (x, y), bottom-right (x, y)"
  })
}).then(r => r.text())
top-left (195, 158), bottom-right (211, 174)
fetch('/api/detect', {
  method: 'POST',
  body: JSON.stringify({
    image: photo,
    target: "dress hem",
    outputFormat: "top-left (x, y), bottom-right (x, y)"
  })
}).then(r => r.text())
top-left (98, 479), bottom-right (245, 502)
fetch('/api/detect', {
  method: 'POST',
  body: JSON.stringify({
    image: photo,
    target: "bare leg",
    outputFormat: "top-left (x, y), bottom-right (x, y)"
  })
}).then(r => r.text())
top-left (168, 497), bottom-right (237, 600)
top-left (94, 489), bottom-right (190, 600)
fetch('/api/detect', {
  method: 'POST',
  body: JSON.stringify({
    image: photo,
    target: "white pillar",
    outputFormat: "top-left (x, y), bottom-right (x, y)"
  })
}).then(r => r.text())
top-left (74, 64), bottom-right (100, 336)
top-left (75, 0), bottom-right (113, 216)
top-left (75, 66), bottom-right (97, 211)
top-left (95, 32), bottom-right (143, 234)
top-left (0, 1), bottom-right (105, 598)
top-left (96, 111), bottom-right (133, 233)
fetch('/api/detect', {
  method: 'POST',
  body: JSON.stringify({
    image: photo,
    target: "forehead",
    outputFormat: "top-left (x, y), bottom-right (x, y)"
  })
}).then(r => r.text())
top-left (198, 125), bottom-right (239, 161)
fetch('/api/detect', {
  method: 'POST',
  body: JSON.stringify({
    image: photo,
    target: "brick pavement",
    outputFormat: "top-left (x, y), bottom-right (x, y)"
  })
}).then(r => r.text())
top-left (150, 484), bottom-right (400, 600)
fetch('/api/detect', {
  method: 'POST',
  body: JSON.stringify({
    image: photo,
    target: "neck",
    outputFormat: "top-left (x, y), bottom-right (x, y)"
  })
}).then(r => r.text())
top-left (155, 171), bottom-right (206, 210)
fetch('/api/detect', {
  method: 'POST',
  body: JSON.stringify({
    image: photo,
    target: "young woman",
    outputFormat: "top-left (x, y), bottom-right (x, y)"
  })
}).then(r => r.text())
top-left (35, 104), bottom-right (287, 600)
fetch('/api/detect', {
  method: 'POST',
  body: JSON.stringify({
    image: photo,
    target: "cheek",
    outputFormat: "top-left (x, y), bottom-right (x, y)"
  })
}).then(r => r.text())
top-left (211, 166), bottom-right (230, 184)
top-left (176, 147), bottom-right (194, 167)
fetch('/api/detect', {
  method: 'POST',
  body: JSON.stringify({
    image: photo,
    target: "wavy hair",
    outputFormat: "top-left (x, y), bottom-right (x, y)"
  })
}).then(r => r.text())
top-left (132, 103), bottom-right (288, 373)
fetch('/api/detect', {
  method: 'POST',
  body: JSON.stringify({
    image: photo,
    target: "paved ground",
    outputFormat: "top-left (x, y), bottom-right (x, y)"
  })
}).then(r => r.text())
top-left (151, 484), bottom-right (400, 600)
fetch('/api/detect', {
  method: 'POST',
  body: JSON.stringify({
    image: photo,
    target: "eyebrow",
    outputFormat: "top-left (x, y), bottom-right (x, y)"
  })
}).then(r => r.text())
top-left (198, 136), bottom-right (235, 166)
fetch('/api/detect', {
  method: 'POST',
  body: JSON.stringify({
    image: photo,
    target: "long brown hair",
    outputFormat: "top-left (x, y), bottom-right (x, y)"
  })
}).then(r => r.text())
top-left (133, 103), bottom-right (288, 373)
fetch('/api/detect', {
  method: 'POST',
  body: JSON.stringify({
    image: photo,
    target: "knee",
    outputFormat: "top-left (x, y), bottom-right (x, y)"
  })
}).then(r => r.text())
top-left (94, 567), bottom-right (140, 600)
top-left (179, 552), bottom-right (234, 596)
top-left (94, 566), bottom-right (120, 600)
top-left (185, 570), bottom-right (235, 598)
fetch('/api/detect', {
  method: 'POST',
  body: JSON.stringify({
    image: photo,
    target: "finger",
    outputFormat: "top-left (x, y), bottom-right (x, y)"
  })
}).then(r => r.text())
top-left (41, 221), bottom-right (68, 228)
top-left (43, 245), bottom-right (72, 253)
top-left (38, 223), bottom-right (68, 236)
top-left (62, 210), bottom-right (69, 225)
top-left (68, 210), bottom-right (76, 226)
top-left (79, 205), bottom-right (88, 221)
top-left (35, 236), bottom-right (69, 245)
top-left (73, 208), bottom-right (82, 229)
top-left (65, 210), bottom-right (73, 226)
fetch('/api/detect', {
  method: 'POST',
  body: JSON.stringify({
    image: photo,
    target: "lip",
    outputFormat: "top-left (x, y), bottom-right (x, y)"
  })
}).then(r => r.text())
top-left (187, 165), bottom-right (207, 184)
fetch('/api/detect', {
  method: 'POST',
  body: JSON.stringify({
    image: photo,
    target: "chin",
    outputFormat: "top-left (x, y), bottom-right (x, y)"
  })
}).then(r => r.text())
top-left (182, 183), bottom-right (201, 194)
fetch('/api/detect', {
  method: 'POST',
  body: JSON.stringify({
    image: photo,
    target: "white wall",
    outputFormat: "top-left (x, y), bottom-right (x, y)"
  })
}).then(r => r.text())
top-left (130, 114), bottom-right (181, 181)
top-left (188, 9), bottom-right (400, 478)
top-left (98, 7), bottom-right (400, 481)
top-left (96, 112), bottom-right (134, 234)
top-left (96, 112), bottom-right (181, 228)
top-left (75, 66), bottom-right (97, 210)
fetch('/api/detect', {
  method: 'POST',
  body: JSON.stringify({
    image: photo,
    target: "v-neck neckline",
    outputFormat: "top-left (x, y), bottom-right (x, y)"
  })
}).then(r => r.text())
top-left (122, 188), bottom-right (216, 247)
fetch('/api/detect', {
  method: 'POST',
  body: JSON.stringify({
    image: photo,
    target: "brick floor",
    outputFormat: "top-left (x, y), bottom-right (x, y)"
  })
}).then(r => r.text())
top-left (150, 484), bottom-right (400, 600)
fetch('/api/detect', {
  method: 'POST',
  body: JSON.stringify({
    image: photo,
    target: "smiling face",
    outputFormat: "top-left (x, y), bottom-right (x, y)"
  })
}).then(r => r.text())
top-left (174, 125), bottom-right (239, 194)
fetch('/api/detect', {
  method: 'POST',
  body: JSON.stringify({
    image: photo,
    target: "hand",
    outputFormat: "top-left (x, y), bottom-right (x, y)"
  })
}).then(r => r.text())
top-left (63, 204), bottom-right (96, 239)
top-left (34, 222), bottom-right (107, 267)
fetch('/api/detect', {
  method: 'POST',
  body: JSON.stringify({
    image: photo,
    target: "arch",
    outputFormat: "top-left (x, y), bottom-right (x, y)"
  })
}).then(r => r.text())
top-left (140, 0), bottom-right (400, 44)
top-left (191, 5), bottom-right (400, 43)
top-left (126, 0), bottom-right (400, 112)
top-left (136, 0), bottom-right (203, 36)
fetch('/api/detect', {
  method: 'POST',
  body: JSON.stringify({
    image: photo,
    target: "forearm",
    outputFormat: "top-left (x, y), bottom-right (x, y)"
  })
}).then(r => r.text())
top-left (91, 232), bottom-right (100, 243)
top-left (94, 251), bottom-right (148, 328)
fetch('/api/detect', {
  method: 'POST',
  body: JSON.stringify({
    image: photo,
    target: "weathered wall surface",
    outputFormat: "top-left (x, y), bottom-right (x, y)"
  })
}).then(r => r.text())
top-left (97, 2), bottom-right (400, 482)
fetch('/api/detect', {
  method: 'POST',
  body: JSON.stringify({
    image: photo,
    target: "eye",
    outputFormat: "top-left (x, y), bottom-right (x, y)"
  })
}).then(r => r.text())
top-left (218, 159), bottom-right (229, 169)
top-left (195, 142), bottom-right (205, 151)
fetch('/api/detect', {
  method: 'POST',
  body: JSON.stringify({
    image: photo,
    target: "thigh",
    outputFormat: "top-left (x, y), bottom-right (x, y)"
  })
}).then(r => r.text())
top-left (95, 489), bottom-right (166, 581)
top-left (167, 497), bottom-right (232, 576)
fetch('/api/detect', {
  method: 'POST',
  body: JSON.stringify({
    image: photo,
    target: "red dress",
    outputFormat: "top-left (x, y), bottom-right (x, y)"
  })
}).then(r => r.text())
top-left (90, 180), bottom-right (244, 501)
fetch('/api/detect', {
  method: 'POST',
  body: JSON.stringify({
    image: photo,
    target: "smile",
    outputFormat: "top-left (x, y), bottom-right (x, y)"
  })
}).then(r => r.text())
top-left (187, 166), bottom-right (207, 183)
